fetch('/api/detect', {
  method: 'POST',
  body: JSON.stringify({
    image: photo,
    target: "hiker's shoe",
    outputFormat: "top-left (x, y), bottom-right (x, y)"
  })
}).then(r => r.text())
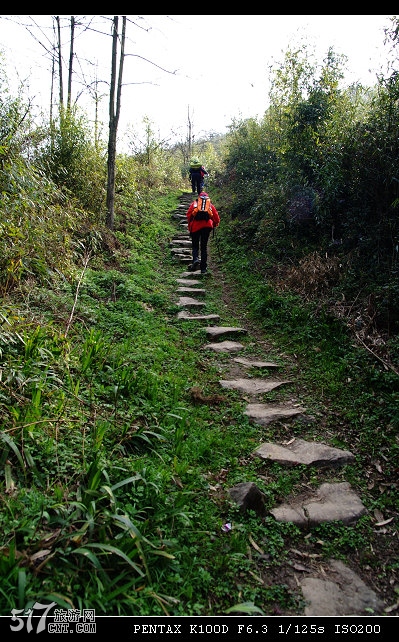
top-left (201, 268), bottom-right (207, 274)
top-left (188, 262), bottom-right (200, 271)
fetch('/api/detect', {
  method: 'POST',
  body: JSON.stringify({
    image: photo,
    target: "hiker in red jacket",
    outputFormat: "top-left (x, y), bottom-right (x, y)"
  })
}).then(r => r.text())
top-left (186, 192), bottom-right (220, 274)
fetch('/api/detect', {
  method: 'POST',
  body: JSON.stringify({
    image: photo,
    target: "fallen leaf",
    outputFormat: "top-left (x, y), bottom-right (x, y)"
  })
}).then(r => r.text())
top-left (248, 534), bottom-right (265, 555)
top-left (375, 517), bottom-right (395, 527)
top-left (291, 563), bottom-right (310, 572)
top-left (248, 570), bottom-right (264, 584)
top-left (30, 549), bottom-right (51, 562)
top-left (290, 548), bottom-right (305, 557)
top-left (42, 529), bottom-right (61, 543)
top-left (225, 602), bottom-right (265, 615)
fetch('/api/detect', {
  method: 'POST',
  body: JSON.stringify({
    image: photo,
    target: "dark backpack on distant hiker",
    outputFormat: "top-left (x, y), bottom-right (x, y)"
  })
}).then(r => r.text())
top-left (191, 195), bottom-right (213, 222)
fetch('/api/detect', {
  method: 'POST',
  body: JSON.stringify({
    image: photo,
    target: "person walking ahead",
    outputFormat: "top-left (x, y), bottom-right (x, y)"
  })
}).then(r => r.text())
top-left (186, 192), bottom-right (220, 274)
top-left (189, 157), bottom-right (208, 195)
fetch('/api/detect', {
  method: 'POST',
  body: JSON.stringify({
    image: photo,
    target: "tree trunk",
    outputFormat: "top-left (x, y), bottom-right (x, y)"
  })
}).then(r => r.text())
top-left (94, 74), bottom-right (100, 151)
top-left (55, 16), bottom-right (64, 109)
top-left (187, 105), bottom-right (193, 160)
top-left (106, 16), bottom-right (126, 230)
top-left (67, 16), bottom-right (75, 110)
top-left (50, 45), bottom-right (55, 135)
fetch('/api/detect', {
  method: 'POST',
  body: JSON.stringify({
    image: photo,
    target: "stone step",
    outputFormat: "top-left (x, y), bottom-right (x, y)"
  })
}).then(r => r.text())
top-left (270, 482), bottom-right (367, 527)
top-left (233, 357), bottom-right (279, 369)
top-left (253, 438), bottom-right (354, 467)
top-left (177, 297), bottom-right (206, 308)
top-left (176, 278), bottom-right (202, 286)
top-left (219, 378), bottom-right (290, 394)
top-left (171, 247), bottom-right (191, 254)
top-left (176, 287), bottom-right (206, 295)
top-left (205, 340), bottom-right (245, 353)
top-left (244, 402), bottom-right (306, 426)
top-left (204, 326), bottom-right (247, 338)
top-left (177, 311), bottom-right (220, 321)
top-left (227, 480), bottom-right (366, 527)
top-left (180, 270), bottom-right (205, 277)
top-left (170, 239), bottom-right (191, 245)
top-left (299, 559), bottom-right (384, 616)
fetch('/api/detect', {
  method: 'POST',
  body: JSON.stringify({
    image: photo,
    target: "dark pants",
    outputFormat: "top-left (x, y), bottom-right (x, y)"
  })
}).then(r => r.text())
top-left (191, 227), bottom-right (212, 271)
top-left (191, 172), bottom-right (201, 194)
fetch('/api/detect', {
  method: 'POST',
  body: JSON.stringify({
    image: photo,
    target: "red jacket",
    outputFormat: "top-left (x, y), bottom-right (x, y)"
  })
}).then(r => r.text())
top-left (186, 197), bottom-right (220, 234)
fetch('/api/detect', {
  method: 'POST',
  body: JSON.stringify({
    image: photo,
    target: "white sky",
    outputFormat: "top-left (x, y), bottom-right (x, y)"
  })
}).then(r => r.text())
top-left (0, 15), bottom-right (394, 147)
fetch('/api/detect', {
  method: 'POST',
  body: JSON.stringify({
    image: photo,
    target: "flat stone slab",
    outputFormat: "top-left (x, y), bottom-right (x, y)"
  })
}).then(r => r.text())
top-left (176, 279), bottom-right (201, 286)
top-left (300, 559), bottom-right (385, 616)
top-left (219, 378), bottom-right (290, 394)
top-left (270, 482), bottom-right (367, 526)
top-left (171, 247), bottom-right (191, 254)
top-left (177, 311), bottom-right (220, 321)
top-left (180, 271), bottom-right (202, 277)
top-left (205, 341), bottom-right (245, 353)
top-left (244, 403), bottom-right (306, 426)
top-left (176, 287), bottom-right (206, 295)
top-left (253, 438), bottom-right (355, 467)
top-left (170, 240), bottom-right (191, 246)
top-left (205, 326), bottom-right (247, 338)
top-left (177, 297), bottom-right (206, 307)
top-left (233, 357), bottom-right (279, 368)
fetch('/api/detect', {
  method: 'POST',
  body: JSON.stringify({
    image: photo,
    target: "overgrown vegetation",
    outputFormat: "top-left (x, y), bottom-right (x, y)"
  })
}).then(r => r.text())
top-left (1, 18), bottom-right (399, 616)
top-left (220, 21), bottom-right (399, 359)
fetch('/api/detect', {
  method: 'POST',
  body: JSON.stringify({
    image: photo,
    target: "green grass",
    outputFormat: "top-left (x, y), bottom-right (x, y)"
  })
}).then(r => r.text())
top-left (0, 191), bottom-right (397, 616)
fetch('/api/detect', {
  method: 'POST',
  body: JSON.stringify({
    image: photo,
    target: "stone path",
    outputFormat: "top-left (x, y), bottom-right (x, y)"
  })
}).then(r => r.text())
top-left (170, 193), bottom-right (385, 616)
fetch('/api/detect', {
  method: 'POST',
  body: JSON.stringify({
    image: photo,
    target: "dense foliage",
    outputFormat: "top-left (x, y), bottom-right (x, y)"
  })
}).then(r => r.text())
top-left (220, 27), bottom-right (399, 345)
top-left (210, 30), bottom-right (399, 616)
